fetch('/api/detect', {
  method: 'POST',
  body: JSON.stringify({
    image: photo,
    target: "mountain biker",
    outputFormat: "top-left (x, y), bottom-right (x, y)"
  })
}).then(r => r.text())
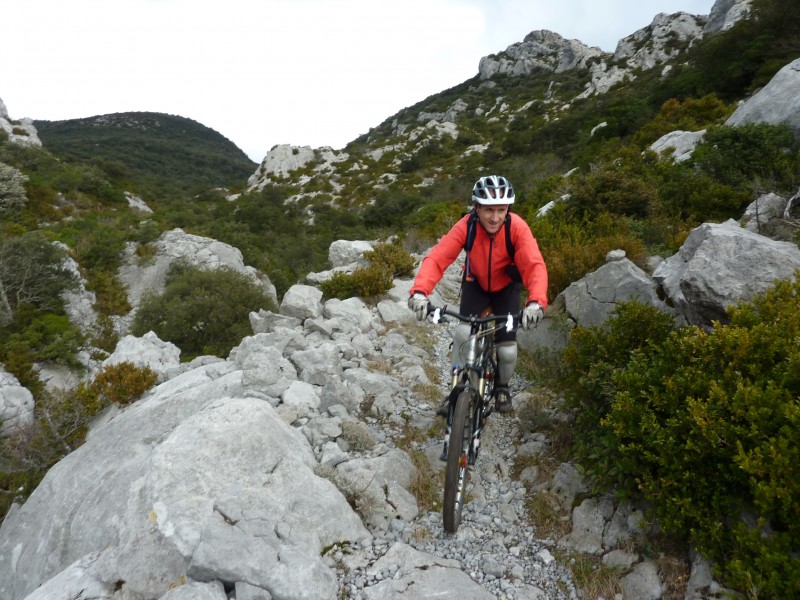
top-left (408, 175), bottom-right (548, 414)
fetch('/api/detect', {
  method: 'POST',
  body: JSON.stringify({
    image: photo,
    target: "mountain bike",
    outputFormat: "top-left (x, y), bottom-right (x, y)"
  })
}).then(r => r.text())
top-left (426, 303), bottom-right (521, 534)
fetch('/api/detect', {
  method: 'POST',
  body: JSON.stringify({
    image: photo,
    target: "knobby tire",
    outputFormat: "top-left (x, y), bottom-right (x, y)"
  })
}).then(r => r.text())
top-left (443, 389), bottom-right (475, 533)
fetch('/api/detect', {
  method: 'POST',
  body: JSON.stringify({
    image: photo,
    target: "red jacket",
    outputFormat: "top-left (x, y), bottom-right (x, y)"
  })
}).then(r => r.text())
top-left (411, 212), bottom-right (549, 309)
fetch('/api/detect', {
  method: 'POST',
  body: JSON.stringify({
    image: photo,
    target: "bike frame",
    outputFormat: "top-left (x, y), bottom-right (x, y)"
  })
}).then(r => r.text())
top-left (428, 304), bottom-right (520, 533)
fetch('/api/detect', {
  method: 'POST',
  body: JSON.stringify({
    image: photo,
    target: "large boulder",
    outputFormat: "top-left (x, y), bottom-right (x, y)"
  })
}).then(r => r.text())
top-left (101, 330), bottom-right (182, 382)
top-left (0, 360), bottom-right (371, 600)
top-left (653, 220), bottom-right (800, 325)
top-left (725, 57), bottom-right (800, 139)
top-left (518, 251), bottom-right (681, 354)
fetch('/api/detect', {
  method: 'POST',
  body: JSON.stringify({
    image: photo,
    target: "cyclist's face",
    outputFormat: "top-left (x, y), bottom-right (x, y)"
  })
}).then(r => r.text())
top-left (475, 204), bottom-right (509, 235)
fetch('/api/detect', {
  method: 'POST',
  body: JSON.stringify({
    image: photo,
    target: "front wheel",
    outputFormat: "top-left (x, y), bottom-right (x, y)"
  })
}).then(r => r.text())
top-left (443, 389), bottom-right (476, 533)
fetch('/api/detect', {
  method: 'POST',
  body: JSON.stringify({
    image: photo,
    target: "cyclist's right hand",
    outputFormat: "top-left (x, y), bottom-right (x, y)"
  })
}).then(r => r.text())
top-left (408, 292), bottom-right (428, 321)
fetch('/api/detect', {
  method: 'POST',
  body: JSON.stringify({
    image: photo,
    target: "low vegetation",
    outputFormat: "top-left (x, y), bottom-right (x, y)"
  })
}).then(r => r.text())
top-left (131, 260), bottom-right (278, 360)
top-left (0, 361), bottom-right (157, 517)
top-left (557, 279), bottom-right (800, 598)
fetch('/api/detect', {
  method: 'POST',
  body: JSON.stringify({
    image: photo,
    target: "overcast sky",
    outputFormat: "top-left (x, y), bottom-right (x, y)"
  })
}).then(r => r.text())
top-left (2, 0), bottom-right (715, 162)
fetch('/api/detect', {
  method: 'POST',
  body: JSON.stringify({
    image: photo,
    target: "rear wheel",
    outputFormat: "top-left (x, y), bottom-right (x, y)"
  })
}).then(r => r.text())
top-left (443, 389), bottom-right (475, 533)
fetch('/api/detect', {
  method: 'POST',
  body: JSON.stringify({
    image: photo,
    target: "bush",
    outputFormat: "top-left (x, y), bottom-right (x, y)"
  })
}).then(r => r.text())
top-left (131, 261), bottom-right (277, 359)
top-left (632, 94), bottom-right (733, 147)
top-left (89, 361), bottom-right (158, 407)
top-left (363, 240), bottom-right (416, 278)
top-left (533, 209), bottom-right (647, 298)
top-left (319, 240), bottom-right (414, 300)
top-left (319, 265), bottom-right (393, 300)
top-left (561, 277), bottom-right (800, 598)
top-left (560, 301), bottom-right (676, 492)
top-left (0, 161), bottom-right (29, 215)
top-left (0, 232), bottom-right (78, 314)
top-left (692, 123), bottom-right (799, 191)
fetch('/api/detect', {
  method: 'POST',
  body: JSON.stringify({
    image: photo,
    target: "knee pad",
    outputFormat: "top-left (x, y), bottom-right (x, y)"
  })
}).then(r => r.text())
top-left (496, 341), bottom-right (518, 386)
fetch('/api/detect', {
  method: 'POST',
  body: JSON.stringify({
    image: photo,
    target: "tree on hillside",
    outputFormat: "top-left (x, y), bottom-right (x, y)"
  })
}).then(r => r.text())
top-left (0, 161), bottom-right (28, 216)
top-left (0, 234), bottom-right (78, 322)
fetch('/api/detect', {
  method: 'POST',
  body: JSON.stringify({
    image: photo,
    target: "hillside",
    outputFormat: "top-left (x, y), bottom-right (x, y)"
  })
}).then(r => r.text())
top-left (34, 111), bottom-right (257, 199)
top-left (2, 0), bottom-right (800, 594)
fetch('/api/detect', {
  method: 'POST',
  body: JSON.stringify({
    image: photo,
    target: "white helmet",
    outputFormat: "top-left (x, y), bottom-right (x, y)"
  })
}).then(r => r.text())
top-left (471, 175), bottom-right (515, 205)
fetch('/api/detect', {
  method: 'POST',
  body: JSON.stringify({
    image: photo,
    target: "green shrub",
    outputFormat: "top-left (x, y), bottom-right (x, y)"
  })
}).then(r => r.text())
top-left (318, 240), bottom-right (414, 301)
top-left (131, 261), bottom-right (277, 359)
top-left (561, 278), bottom-right (800, 598)
top-left (632, 94), bottom-right (733, 147)
top-left (86, 270), bottom-right (132, 316)
top-left (533, 209), bottom-right (647, 298)
top-left (319, 265), bottom-right (393, 300)
top-left (0, 305), bottom-right (86, 393)
top-left (692, 123), bottom-right (799, 191)
top-left (560, 301), bottom-right (676, 492)
top-left (363, 240), bottom-right (416, 278)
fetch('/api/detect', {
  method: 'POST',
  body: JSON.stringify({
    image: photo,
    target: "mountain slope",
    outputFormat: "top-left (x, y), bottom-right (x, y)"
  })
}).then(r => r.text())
top-left (34, 112), bottom-right (257, 199)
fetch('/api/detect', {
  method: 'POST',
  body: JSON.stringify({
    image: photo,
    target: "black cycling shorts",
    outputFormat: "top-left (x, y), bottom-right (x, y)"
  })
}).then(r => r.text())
top-left (459, 279), bottom-right (521, 343)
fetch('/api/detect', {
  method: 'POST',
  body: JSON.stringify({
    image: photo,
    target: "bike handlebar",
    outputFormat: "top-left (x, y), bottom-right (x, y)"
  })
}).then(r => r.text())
top-left (426, 303), bottom-right (522, 332)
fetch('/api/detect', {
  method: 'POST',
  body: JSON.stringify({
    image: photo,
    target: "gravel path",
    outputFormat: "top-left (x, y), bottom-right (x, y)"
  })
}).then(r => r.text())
top-left (339, 320), bottom-right (578, 599)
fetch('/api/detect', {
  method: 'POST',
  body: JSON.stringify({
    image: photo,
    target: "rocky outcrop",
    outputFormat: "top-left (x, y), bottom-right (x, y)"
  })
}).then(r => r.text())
top-left (118, 228), bottom-right (277, 325)
top-left (479, 30), bottom-right (605, 80)
top-left (613, 12), bottom-right (705, 72)
top-left (0, 300), bottom-right (393, 599)
top-left (704, 0), bottom-right (753, 34)
top-left (653, 219), bottom-right (800, 326)
top-left (649, 129), bottom-right (707, 162)
top-left (0, 97), bottom-right (42, 148)
top-left (725, 57), bottom-right (800, 139)
top-left (247, 144), bottom-right (348, 192)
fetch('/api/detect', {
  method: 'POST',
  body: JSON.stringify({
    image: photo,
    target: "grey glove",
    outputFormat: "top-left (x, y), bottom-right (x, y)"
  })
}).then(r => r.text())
top-left (408, 292), bottom-right (428, 321)
top-left (522, 302), bottom-right (544, 329)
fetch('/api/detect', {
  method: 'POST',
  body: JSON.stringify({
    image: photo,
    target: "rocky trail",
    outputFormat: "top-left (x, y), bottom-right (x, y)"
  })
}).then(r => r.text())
top-left (337, 318), bottom-right (578, 599)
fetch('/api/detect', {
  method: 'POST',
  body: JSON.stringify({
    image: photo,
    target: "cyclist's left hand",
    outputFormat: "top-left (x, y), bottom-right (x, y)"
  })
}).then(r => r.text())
top-left (522, 302), bottom-right (544, 329)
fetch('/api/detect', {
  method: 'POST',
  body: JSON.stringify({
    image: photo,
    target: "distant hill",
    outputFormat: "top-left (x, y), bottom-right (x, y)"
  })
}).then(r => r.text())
top-left (34, 112), bottom-right (257, 199)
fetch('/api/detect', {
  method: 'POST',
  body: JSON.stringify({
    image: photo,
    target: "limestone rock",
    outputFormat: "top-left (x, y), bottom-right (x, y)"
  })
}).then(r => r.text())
top-left (726, 57), bottom-right (800, 139)
top-left (650, 129), bottom-right (707, 162)
top-left (704, 0), bottom-right (753, 34)
top-left (0, 368), bottom-right (34, 438)
top-left (653, 220), bottom-right (800, 325)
